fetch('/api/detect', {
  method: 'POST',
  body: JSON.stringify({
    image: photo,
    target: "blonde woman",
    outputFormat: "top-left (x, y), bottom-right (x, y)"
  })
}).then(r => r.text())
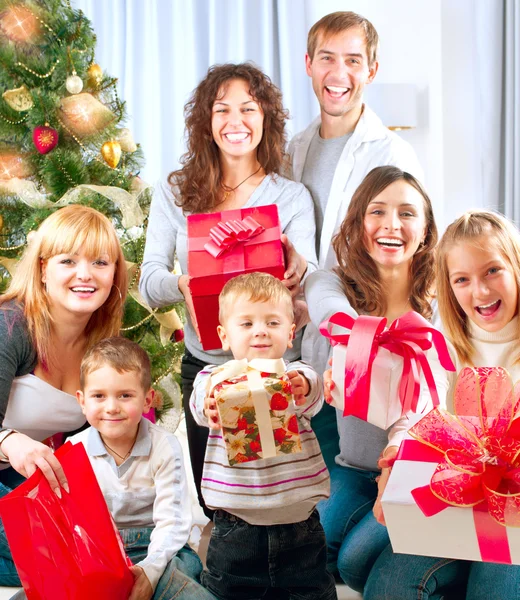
top-left (0, 205), bottom-right (127, 586)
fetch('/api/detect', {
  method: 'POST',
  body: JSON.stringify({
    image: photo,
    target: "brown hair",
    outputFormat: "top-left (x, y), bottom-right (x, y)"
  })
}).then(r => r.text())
top-left (436, 210), bottom-right (520, 365)
top-left (0, 205), bottom-right (127, 369)
top-left (169, 63), bottom-right (288, 214)
top-left (219, 272), bottom-right (294, 324)
top-left (80, 336), bottom-right (151, 391)
top-left (307, 11), bottom-right (379, 65)
top-left (332, 166), bottom-right (437, 319)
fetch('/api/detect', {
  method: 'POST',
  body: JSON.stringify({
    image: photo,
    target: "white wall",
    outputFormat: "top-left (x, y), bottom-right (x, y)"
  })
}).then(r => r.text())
top-left (76, 0), bottom-right (487, 230)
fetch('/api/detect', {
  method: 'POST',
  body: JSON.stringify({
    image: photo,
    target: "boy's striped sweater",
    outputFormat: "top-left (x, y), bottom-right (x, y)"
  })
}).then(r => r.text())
top-left (191, 360), bottom-right (330, 525)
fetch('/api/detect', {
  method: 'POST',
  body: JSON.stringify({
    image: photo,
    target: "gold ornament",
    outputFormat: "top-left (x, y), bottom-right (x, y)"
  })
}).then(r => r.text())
top-left (87, 63), bottom-right (103, 88)
top-left (58, 93), bottom-right (114, 138)
top-left (65, 73), bottom-right (83, 95)
top-left (0, 213), bottom-right (3, 230)
top-left (2, 85), bottom-right (33, 112)
top-left (0, 151), bottom-right (33, 180)
top-left (0, 5), bottom-right (41, 43)
top-left (117, 128), bottom-right (137, 153)
top-left (101, 141), bottom-right (122, 169)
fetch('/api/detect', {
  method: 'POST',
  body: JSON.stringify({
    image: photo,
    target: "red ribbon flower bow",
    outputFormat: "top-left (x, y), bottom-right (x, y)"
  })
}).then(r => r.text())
top-left (410, 367), bottom-right (520, 527)
top-left (204, 216), bottom-right (264, 258)
top-left (319, 311), bottom-right (455, 419)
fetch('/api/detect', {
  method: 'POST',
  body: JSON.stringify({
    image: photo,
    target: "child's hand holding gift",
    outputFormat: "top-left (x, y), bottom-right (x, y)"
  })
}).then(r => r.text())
top-left (204, 392), bottom-right (221, 430)
top-left (287, 370), bottom-right (310, 406)
top-left (128, 565), bottom-right (153, 600)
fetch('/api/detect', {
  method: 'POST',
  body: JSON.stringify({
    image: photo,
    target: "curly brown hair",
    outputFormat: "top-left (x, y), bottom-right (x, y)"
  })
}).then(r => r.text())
top-left (332, 166), bottom-right (437, 319)
top-left (169, 63), bottom-right (289, 214)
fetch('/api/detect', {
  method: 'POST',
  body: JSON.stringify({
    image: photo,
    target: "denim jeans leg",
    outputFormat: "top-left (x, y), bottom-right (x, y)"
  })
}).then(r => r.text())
top-left (466, 562), bottom-right (520, 600)
top-left (120, 527), bottom-right (153, 564)
top-left (310, 402), bottom-right (340, 474)
top-left (0, 478), bottom-right (21, 586)
top-left (336, 508), bottom-right (389, 592)
top-left (201, 511), bottom-right (270, 600)
top-left (269, 511), bottom-right (337, 600)
top-left (364, 544), bottom-right (470, 600)
top-left (154, 546), bottom-right (217, 600)
top-left (317, 464), bottom-right (387, 591)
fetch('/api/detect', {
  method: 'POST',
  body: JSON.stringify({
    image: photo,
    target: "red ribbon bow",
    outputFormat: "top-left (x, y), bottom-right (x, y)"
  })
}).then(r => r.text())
top-left (319, 311), bottom-right (455, 420)
top-left (204, 216), bottom-right (264, 258)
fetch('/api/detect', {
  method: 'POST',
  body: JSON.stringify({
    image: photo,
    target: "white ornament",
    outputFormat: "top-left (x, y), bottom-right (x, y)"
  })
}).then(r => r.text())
top-left (66, 74), bottom-right (83, 95)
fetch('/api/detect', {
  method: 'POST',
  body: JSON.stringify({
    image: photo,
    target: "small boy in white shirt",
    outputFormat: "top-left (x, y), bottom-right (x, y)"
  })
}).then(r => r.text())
top-left (191, 273), bottom-right (337, 600)
top-left (70, 337), bottom-right (215, 600)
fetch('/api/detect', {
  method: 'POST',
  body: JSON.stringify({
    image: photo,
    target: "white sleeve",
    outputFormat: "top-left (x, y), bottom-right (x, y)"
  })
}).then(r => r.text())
top-left (138, 435), bottom-right (192, 591)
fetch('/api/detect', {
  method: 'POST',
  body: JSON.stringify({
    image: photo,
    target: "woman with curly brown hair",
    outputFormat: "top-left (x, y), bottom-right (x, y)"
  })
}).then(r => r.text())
top-left (139, 63), bottom-right (317, 518)
top-left (303, 165), bottom-right (447, 593)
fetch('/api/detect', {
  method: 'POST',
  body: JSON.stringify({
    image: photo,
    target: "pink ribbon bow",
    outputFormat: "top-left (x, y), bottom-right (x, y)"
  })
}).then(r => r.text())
top-left (204, 216), bottom-right (264, 258)
top-left (319, 311), bottom-right (456, 420)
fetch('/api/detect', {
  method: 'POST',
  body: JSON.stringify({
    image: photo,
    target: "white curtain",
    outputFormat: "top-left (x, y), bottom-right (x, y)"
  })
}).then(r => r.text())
top-left (72, 0), bottom-right (322, 184)
top-left (501, 0), bottom-right (520, 224)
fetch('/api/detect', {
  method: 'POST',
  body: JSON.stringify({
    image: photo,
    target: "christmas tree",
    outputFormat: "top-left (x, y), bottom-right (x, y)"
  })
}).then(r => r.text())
top-left (0, 0), bottom-right (183, 422)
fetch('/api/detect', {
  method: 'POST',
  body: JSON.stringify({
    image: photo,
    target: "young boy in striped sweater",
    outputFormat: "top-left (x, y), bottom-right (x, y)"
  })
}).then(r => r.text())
top-left (191, 273), bottom-right (337, 600)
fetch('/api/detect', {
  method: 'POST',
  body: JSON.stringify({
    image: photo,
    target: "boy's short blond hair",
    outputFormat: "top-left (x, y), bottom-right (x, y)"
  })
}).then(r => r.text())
top-left (307, 11), bottom-right (379, 66)
top-left (80, 336), bottom-right (151, 392)
top-left (219, 273), bottom-right (294, 324)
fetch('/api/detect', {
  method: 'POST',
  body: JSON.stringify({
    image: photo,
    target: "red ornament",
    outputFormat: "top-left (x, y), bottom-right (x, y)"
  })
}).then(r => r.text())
top-left (173, 328), bottom-right (184, 342)
top-left (33, 125), bottom-right (59, 154)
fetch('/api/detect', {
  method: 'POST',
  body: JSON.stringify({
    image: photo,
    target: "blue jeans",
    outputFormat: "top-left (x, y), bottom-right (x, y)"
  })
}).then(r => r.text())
top-left (201, 509), bottom-right (337, 600)
top-left (122, 527), bottom-right (216, 600)
top-left (311, 402), bottom-right (340, 474)
top-left (317, 464), bottom-right (389, 592)
top-left (0, 469), bottom-right (26, 586)
top-left (364, 545), bottom-right (520, 600)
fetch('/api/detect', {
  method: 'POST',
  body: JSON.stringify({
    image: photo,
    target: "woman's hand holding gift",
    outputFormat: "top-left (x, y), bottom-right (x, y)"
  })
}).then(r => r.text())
top-left (373, 445), bottom-right (399, 525)
top-left (287, 371), bottom-right (310, 406)
top-left (178, 275), bottom-right (201, 339)
top-left (1, 432), bottom-right (69, 497)
top-left (281, 234), bottom-right (307, 298)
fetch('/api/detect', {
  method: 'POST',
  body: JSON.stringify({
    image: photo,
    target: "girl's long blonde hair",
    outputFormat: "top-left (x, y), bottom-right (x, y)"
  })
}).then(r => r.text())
top-left (0, 205), bottom-right (127, 368)
top-left (436, 210), bottom-right (520, 365)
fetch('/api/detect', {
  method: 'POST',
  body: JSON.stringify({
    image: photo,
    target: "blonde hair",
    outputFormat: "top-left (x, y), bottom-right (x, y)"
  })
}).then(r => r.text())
top-left (307, 11), bottom-right (379, 65)
top-left (0, 205), bottom-right (127, 368)
top-left (436, 210), bottom-right (520, 365)
top-left (219, 272), bottom-right (293, 324)
top-left (333, 166), bottom-right (437, 319)
top-left (80, 336), bottom-right (151, 392)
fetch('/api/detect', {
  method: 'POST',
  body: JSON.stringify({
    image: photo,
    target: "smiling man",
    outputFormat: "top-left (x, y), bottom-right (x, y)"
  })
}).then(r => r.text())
top-left (289, 11), bottom-right (425, 479)
top-left (289, 11), bottom-right (423, 270)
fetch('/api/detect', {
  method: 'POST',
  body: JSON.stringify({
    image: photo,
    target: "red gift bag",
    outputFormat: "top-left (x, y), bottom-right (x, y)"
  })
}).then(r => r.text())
top-left (0, 442), bottom-right (134, 600)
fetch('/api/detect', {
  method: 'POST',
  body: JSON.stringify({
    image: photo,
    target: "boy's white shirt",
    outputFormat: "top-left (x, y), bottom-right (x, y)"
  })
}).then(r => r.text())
top-left (69, 418), bottom-right (191, 592)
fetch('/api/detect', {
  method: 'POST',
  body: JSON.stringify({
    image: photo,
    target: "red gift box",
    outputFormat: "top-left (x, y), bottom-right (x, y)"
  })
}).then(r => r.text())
top-left (187, 205), bottom-right (284, 350)
top-left (0, 442), bottom-right (134, 599)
